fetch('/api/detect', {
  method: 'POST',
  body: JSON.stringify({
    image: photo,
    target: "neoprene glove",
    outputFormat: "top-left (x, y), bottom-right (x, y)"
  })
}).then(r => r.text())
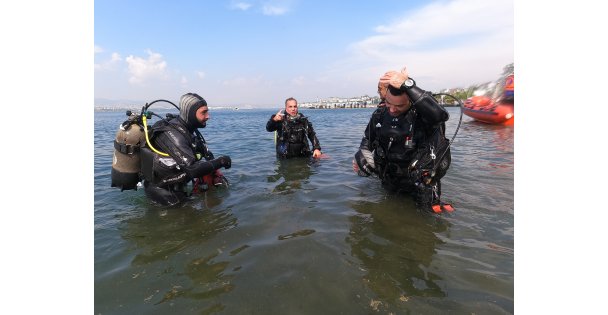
top-left (184, 155), bottom-right (231, 178)
top-left (354, 149), bottom-right (375, 176)
top-left (211, 155), bottom-right (231, 170)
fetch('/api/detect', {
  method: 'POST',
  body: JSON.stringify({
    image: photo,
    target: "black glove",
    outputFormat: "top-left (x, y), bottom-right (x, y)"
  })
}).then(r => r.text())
top-left (211, 155), bottom-right (231, 170)
top-left (354, 149), bottom-right (375, 176)
top-left (185, 155), bottom-right (231, 178)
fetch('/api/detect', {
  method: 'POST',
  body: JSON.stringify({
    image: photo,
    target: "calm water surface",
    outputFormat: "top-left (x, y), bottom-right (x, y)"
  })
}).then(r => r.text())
top-left (94, 107), bottom-right (514, 314)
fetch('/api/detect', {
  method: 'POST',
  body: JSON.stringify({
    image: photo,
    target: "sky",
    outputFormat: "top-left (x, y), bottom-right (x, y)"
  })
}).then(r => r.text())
top-left (95, 0), bottom-right (514, 107)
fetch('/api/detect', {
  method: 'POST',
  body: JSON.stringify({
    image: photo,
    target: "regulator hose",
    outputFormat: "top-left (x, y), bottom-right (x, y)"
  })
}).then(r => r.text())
top-left (138, 99), bottom-right (180, 157)
top-left (430, 93), bottom-right (464, 163)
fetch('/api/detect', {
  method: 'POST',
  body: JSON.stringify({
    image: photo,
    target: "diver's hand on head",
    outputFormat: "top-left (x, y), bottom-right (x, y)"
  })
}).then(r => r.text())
top-left (273, 109), bottom-right (285, 121)
top-left (211, 155), bottom-right (232, 170)
top-left (380, 66), bottom-right (408, 89)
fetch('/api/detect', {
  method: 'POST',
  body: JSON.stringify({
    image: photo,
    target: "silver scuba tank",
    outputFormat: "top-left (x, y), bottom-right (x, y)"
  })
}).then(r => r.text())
top-left (111, 111), bottom-right (145, 191)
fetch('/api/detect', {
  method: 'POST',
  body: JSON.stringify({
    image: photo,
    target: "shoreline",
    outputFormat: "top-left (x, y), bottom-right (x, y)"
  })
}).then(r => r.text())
top-left (94, 103), bottom-right (460, 112)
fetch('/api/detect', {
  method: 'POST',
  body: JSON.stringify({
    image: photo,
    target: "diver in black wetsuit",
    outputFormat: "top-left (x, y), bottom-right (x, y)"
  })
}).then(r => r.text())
top-left (353, 68), bottom-right (452, 211)
top-left (266, 97), bottom-right (322, 159)
top-left (140, 93), bottom-right (231, 206)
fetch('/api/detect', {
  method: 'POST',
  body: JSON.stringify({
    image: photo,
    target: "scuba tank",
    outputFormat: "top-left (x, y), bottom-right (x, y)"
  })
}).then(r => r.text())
top-left (111, 111), bottom-right (145, 191)
top-left (110, 99), bottom-right (181, 191)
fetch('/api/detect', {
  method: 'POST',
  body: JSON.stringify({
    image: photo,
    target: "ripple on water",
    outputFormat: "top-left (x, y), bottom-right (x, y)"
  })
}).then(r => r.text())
top-left (95, 108), bottom-right (513, 314)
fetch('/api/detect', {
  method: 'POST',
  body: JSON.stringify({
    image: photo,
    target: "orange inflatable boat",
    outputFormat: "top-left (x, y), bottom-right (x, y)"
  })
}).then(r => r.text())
top-left (463, 74), bottom-right (514, 125)
top-left (463, 96), bottom-right (514, 125)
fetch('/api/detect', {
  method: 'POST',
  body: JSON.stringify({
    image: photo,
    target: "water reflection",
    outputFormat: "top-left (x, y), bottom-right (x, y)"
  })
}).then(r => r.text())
top-left (119, 206), bottom-right (238, 309)
top-left (347, 197), bottom-right (449, 306)
top-left (490, 124), bottom-right (514, 154)
top-left (461, 121), bottom-right (514, 175)
top-left (466, 121), bottom-right (513, 153)
top-left (266, 158), bottom-right (313, 194)
top-left (123, 206), bottom-right (236, 265)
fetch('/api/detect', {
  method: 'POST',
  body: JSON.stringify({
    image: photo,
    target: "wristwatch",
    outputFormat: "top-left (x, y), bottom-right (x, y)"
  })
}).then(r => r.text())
top-left (402, 78), bottom-right (415, 89)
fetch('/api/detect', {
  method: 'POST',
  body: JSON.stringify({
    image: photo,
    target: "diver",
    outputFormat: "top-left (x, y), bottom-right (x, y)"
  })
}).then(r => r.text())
top-left (266, 97), bottom-right (322, 159)
top-left (140, 93), bottom-right (232, 206)
top-left (353, 67), bottom-right (453, 213)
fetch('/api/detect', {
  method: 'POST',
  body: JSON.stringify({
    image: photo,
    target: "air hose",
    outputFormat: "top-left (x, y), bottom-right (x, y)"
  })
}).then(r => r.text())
top-left (431, 93), bottom-right (464, 162)
top-left (139, 99), bottom-right (180, 157)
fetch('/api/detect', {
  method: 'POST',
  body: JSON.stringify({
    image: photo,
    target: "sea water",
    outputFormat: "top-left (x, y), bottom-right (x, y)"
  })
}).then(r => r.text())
top-left (94, 107), bottom-right (514, 314)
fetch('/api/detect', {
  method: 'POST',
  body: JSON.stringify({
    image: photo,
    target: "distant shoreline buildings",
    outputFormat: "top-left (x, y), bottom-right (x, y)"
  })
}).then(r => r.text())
top-left (95, 91), bottom-right (463, 112)
top-left (300, 95), bottom-right (380, 109)
top-left (94, 94), bottom-right (383, 112)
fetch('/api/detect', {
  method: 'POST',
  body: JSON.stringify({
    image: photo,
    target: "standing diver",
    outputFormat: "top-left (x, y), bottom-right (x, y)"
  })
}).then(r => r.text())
top-left (353, 67), bottom-right (453, 213)
top-left (140, 93), bottom-right (232, 206)
top-left (266, 97), bottom-right (322, 159)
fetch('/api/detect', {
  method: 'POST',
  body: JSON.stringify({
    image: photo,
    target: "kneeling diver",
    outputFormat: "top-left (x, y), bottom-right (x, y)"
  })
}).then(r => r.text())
top-left (141, 93), bottom-right (232, 206)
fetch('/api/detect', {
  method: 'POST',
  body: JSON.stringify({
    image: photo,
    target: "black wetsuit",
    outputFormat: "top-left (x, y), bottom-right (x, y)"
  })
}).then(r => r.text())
top-left (359, 96), bottom-right (450, 207)
top-left (141, 117), bottom-right (229, 206)
top-left (266, 113), bottom-right (321, 159)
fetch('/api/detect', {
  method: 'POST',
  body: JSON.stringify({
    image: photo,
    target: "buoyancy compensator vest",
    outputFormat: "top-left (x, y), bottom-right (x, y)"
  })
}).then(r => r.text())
top-left (372, 107), bottom-right (451, 187)
top-left (111, 111), bottom-right (146, 191)
top-left (277, 114), bottom-right (310, 157)
top-left (407, 121), bottom-right (451, 186)
top-left (372, 108), bottom-right (418, 179)
top-left (111, 99), bottom-right (182, 191)
top-left (139, 116), bottom-right (212, 185)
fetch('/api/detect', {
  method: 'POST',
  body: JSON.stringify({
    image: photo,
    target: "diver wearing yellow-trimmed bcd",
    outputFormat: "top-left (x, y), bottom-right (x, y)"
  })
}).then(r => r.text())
top-left (140, 93), bottom-right (231, 206)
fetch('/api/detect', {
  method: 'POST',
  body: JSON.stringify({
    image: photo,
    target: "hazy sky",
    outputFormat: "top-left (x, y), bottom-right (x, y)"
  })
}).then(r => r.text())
top-left (95, 0), bottom-right (513, 107)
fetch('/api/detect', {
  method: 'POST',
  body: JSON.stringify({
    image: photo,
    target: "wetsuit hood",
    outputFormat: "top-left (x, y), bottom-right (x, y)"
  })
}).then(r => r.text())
top-left (179, 93), bottom-right (208, 130)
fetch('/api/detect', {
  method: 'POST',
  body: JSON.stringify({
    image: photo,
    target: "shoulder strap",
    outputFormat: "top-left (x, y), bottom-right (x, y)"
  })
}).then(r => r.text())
top-left (151, 117), bottom-right (191, 140)
top-left (301, 116), bottom-right (310, 132)
top-left (193, 128), bottom-right (206, 144)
